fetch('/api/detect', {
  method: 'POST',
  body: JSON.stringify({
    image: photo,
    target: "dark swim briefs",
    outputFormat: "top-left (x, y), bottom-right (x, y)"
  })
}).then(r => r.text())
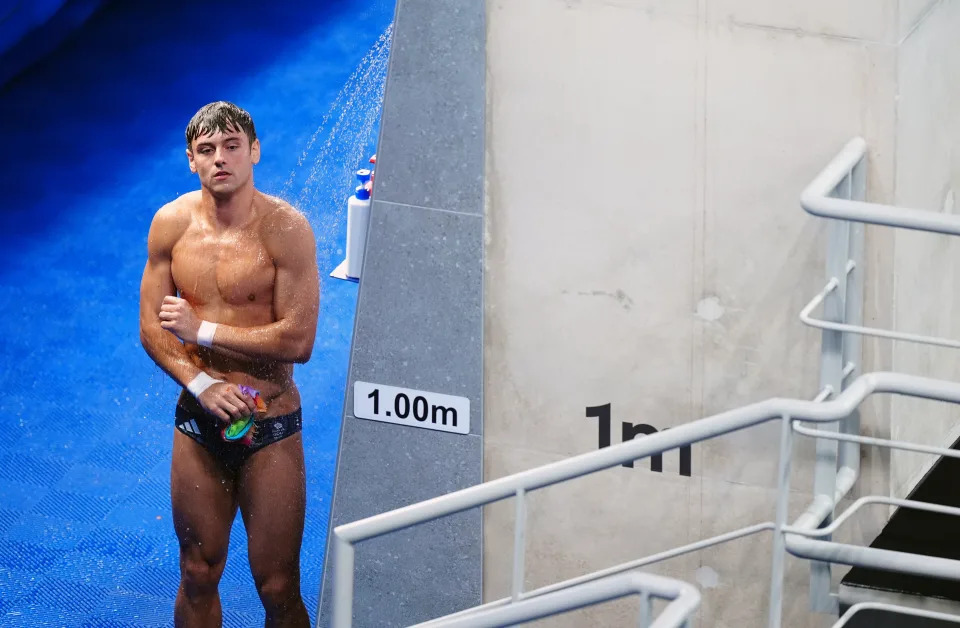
top-left (175, 405), bottom-right (302, 466)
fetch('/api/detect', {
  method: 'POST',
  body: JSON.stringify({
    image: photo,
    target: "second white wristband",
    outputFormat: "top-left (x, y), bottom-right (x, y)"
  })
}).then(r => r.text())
top-left (186, 371), bottom-right (221, 398)
top-left (197, 320), bottom-right (217, 347)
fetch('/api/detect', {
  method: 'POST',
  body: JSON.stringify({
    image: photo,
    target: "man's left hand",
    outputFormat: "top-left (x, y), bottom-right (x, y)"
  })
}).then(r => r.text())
top-left (159, 296), bottom-right (202, 344)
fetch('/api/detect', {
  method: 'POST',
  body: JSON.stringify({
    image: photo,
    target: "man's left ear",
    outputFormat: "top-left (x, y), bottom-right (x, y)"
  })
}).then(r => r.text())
top-left (251, 139), bottom-right (261, 165)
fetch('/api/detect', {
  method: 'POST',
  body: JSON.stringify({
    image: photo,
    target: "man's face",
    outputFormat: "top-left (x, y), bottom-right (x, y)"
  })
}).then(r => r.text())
top-left (186, 126), bottom-right (261, 196)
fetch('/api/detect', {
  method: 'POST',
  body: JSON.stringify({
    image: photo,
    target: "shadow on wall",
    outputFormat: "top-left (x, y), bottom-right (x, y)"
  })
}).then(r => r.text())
top-left (0, 0), bottom-right (109, 88)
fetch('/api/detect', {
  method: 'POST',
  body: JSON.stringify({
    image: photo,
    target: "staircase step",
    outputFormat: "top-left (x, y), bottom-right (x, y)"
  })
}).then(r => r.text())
top-left (840, 432), bottom-right (960, 612)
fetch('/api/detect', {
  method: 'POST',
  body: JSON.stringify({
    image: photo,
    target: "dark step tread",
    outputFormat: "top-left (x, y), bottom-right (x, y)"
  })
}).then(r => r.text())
top-left (841, 431), bottom-right (960, 602)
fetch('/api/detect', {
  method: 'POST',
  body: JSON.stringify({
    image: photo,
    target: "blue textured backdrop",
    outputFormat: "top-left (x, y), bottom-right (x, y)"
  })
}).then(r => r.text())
top-left (0, 0), bottom-right (393, 624)
top-left (0, 0), bottom-right (108, 88)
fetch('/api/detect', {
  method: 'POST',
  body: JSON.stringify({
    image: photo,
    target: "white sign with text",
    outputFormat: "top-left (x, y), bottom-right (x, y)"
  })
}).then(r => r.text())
top-left (353, 381), bottom-right (470, 435)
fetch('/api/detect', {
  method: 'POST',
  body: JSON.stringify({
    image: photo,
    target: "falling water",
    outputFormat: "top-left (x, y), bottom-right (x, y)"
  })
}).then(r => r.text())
top-left (281, 22), bottom-right (393, 269)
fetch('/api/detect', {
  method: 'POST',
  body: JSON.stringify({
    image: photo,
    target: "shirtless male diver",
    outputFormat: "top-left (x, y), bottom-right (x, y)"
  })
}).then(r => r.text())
top-left (139, 101), bottom-right (319, 628)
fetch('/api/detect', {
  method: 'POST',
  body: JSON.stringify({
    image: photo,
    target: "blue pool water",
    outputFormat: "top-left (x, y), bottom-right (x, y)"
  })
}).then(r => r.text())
top-left (0, 0), bottom-right (393, 624)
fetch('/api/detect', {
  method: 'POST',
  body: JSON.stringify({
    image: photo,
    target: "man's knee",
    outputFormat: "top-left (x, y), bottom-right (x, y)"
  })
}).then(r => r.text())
top-left (255, 570), bottom-right (301, 613)
top-left (180, 553), bottom-right (225, 599)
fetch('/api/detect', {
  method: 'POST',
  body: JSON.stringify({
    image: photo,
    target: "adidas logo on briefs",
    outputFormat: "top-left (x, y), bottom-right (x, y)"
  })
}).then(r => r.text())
top-left (178, 419), bottom-right (201, 435)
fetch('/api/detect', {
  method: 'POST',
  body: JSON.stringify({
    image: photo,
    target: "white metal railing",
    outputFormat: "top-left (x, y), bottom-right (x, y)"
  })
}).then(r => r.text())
top-left (834, 602), bottom-right (960, 626)
top-left (799, 136), bottom-right (960, 351)
top-left (325, 373), bottom-right (960, 627)
top-left (320, 138), bottom-right (960, 626)
top-left (800, 276), bottom-right (960, 349)
top-left (796, 135), bottom-right (960, 612)
top-left (801, 137), bottom-right (960, 236)
top-left (423, 571), bottom-right (700, 628)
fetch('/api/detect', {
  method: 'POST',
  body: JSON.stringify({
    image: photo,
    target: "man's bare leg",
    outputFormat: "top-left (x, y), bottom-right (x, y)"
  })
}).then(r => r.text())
top-left (171, 430), bottom-right (239, 627)
top-left (239, 432), bottom-right (309, 628)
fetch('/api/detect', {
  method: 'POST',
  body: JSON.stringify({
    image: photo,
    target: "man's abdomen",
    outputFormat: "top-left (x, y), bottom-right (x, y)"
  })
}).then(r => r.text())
top-left (186, 347), bottom-right (300, 416)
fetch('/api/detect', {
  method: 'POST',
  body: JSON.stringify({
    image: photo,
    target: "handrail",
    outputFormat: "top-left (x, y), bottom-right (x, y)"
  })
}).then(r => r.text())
top-left (800, 277), bottom-right (960, 349)
top-left (414, 571), bottom-right (700, 628)
top-left (834, 602), bottom-right (960, 627)
top-left (334, 371), bottom-right (960, 543)
top-left (801, 137), bottom-right (960, 236)
top-left (328, 372), bottom-right (960, 627)
top-left (789, 418), bottom-right (960, 582)
top-left (785, 496), bottom-right (960, 539)
top-left (417, 522), bottom-right (776, 626)
top-left (333, 373), bottom-right (960, 546)
top-left (794, 421), bottom-right (960, 461)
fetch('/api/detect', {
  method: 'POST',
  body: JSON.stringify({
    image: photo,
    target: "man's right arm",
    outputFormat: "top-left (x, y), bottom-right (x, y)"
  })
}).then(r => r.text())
top-left (139, 205), bottom-right (202, 388)
top-left (139, 204), bottom-right (255, 422)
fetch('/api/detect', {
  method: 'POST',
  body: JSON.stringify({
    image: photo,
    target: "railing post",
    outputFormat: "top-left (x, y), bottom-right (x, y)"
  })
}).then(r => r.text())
top-left (810, 170), bottom-right (854, 613)
top-left (513, 487), bottom-right (527, 601)
top-left (637, 591), bottom-right (651, 627)
top-left (330, 533), bottom-right (356, 628)
top-left (769, 415), bottom-right (794, 628)
top-left (844, 158), bottom-right (866, 376)
top-left (839, 156), bottom-right (866, 501)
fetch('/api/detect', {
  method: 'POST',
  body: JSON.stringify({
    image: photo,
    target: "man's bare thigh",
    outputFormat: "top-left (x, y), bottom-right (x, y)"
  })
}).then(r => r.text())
top-left (238, 433), bottom-right (307, 568)
top-left (171, 430), bottom-right (239, 557)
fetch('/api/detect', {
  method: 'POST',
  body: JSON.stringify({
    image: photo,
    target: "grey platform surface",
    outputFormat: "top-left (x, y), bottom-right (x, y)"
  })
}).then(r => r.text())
top-left (318, 0), bottom-right (486, 625)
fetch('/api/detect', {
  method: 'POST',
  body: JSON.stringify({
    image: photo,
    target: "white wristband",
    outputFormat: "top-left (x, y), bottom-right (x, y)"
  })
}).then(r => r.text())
top-left (197, 320), bottom-right (217, 347)
top-left (186, 372), bottom-right (222, 398)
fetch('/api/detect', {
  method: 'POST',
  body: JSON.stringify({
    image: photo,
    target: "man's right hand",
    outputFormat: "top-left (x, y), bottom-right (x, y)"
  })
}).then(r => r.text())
top-left (197, 382), bottom-right (258, 423)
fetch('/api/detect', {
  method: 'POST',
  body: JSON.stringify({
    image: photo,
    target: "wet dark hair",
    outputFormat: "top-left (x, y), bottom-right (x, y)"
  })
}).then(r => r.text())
top-left (185, 101), bottom-right (257, 150)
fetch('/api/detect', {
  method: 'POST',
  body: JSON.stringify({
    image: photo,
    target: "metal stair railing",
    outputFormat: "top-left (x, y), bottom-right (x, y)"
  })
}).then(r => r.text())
top-left (797, 136), bottom-right (960, 612)
top-left (326, 372), bottom-right (960, 628)
top-left (422, 571), bottom-right (701, 628)
top-left (321, 138), bottom-right (960, 627)
top-left (834, 603), bottom-right (960, 627)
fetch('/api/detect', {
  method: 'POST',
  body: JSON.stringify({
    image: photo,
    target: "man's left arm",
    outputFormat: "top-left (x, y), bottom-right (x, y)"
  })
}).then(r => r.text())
top-left (161, 211), bottom-right (320, 363)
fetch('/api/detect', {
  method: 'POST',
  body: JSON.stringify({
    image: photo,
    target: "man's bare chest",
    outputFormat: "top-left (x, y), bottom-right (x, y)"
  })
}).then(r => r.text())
top-left (170, 233), bottom-right (276, 307)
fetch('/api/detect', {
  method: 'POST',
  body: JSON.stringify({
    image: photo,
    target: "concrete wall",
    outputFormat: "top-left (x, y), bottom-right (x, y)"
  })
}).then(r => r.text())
top-left (888, 0), bottom-right (960, 502)
top-left (484, 0), bottom-right (957, 626)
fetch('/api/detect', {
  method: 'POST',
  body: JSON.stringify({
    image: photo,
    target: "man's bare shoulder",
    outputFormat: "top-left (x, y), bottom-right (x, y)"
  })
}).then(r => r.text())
top-left (154, 191), bottom-right (200, 224)
top-left (148, 192), bottom-right (198, 252)
top-left (256, 193), bottom-right (316, 263)
top-left (257, 192), bottom-right (313, 234)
